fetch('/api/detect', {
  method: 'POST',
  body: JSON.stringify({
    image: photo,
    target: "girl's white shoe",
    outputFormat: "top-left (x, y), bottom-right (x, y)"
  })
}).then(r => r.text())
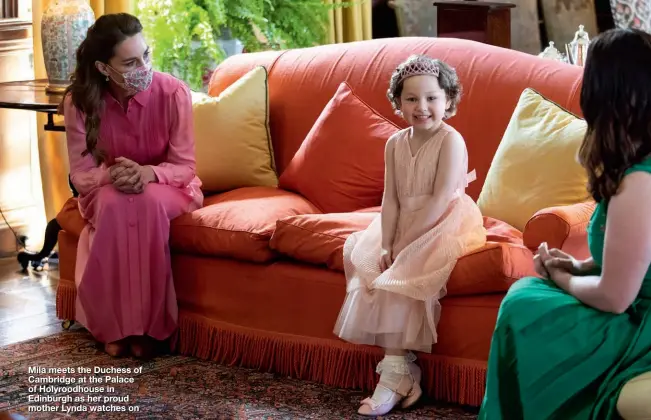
top-left (358, 354), bottom-right (423, 416)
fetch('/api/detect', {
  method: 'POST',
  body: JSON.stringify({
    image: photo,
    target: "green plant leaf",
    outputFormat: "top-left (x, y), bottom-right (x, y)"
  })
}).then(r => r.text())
top-left (136, 0), bottom-right (364, 90)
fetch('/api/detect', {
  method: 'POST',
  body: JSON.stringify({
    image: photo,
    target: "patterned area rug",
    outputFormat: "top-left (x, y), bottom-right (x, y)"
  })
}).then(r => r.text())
top-left (1, 328), bottom-right (479, 419)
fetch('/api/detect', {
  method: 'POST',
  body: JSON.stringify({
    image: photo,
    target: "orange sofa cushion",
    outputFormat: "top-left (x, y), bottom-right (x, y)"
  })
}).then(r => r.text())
top-left (56, 188), bottom-right (321, 264)
top-left (56, 197), bottom-right (86, 237)
top-left (269, 212), bottom-right (377, 269)
top-left (170, 186), bottom-right (320, 263)
top-left (278, 82), bottom-right (400, 213)
top-left (270, 212), bottom-right (535, 296)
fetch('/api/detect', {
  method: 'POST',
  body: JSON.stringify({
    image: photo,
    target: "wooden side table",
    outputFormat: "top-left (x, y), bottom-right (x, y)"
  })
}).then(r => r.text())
top-left (0, 79), bottom-right (64, 131)
top-left (433, 0), bottom-right (515, 49)
top-left (0, 79), bottom-right (69, 272)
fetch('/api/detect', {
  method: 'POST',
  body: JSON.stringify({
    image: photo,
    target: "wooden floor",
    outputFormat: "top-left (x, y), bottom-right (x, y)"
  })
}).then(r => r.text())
top-left (0, 256), bottom-right (61, 347)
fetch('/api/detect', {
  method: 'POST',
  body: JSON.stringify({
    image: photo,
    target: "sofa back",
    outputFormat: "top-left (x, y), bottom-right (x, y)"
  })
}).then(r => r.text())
top-left (208, 37), bottom-right (584, 200)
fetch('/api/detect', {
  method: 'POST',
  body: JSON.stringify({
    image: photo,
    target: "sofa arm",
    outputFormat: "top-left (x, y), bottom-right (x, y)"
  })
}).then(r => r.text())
top-left (56, 197), bottom-right (87, 237)
top-left (523, 201), bottom-right (596, 260)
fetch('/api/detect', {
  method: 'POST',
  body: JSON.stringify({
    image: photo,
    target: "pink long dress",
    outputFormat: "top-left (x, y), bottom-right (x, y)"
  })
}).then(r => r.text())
top-left (334, 124), bottom-right (486, 352)
top-left (63, 72), bottom-right (203, 344)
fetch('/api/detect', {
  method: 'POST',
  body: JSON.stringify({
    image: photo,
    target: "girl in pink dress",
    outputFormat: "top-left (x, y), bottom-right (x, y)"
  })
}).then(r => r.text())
top-left (333, 55), bottom-right (487, 416)
top-left (60, 13), bottom-right (203, 359)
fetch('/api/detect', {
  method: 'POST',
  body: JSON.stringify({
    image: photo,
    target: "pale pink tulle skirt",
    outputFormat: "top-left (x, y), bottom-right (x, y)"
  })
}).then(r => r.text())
top-left (334, 192), bottom-right (486, 352)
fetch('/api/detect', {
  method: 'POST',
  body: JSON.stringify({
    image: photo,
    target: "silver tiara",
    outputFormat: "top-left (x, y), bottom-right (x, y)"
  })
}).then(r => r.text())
top-left (397, 56), bottom-right (440, 84)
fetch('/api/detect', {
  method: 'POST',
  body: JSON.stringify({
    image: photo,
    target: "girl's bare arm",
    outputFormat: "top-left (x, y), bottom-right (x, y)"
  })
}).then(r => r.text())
top-left (381, 135), bottom-right (400, 252)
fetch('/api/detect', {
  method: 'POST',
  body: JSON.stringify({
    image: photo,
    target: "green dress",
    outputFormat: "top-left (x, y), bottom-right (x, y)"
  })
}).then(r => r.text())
top-left (478, 158), bottom-right (651, 419)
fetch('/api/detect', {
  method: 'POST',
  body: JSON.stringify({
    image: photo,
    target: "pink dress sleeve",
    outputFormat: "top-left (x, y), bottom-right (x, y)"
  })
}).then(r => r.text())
top-left (63, 96), bottom-right (111, 196)
top-left (148, 83), bottom-right (196, 188)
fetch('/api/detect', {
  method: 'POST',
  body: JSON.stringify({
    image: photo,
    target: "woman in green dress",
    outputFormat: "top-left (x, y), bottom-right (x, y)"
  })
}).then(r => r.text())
top-left (478, 28), bottom-right (651, 419)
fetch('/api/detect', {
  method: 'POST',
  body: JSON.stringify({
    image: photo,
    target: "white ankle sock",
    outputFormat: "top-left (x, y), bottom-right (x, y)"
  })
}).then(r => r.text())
top-left (369, 355), bottom-right (413, 404)
top-left (383, 355), bottom-right (408, 364)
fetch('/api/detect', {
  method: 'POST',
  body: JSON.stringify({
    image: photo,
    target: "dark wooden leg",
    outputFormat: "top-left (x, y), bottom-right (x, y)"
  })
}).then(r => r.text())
top-left (16, 217), bottom-right (61, 272)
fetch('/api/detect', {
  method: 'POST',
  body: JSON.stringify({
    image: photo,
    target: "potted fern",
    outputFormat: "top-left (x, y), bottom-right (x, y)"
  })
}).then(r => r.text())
top-left (136, 0), bottom-right (354, 91)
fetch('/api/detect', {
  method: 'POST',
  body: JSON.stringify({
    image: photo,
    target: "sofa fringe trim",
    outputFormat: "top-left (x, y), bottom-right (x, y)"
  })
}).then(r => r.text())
top-left (56, 280), bottom-right (76, 321)
top-left (178, 312), bottom-right (486, 406)
top-left (53, 286), bottom-right (486, 407)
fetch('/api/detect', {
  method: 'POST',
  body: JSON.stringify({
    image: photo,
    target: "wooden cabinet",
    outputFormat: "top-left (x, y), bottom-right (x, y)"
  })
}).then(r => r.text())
top-left (433, 0), bottom-right (516, 49)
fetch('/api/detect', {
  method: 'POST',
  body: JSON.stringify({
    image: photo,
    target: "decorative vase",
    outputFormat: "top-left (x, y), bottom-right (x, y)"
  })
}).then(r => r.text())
top-left (41, 0), bottom-right (95, 94)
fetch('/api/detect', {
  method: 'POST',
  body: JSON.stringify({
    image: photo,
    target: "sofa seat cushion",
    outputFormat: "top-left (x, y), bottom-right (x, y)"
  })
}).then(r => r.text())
top-left (270, 212), bottom-right (378, 268)
top-left (270, 212), bottom-right (535, 296)
top-left (448, 239), bottom-right (535, 296)
top-left (170, 186), bottom-right (320, 262)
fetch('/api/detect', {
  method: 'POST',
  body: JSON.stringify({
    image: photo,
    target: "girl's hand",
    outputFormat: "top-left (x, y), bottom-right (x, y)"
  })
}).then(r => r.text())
top-left (380, 248), bottom-right (393, 272)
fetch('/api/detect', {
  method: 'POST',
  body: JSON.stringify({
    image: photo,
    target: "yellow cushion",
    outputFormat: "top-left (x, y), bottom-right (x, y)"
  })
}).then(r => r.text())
top-left (477, 88), bottom-right (589, 231)
top-left (191, 66), bottom-right (277, 192)
top-left (618, 371), bottom-right (651, 420)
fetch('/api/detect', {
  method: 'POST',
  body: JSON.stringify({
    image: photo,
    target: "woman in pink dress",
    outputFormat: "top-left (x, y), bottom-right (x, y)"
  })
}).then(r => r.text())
top-left (334, 55), bottom-right (487, 416)
top-left (60, 13), bottom-right (203, 358)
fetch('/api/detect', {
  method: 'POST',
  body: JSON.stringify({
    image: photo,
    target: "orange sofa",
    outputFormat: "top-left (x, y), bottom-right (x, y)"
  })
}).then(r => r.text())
top-left (54, 37), bottom-right (592, 407)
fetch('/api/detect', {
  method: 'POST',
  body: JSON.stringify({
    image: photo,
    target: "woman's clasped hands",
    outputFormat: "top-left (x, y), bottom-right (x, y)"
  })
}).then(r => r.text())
top-left (534, 242), bottom-right (596, 289)
top-left (109, 157), bottom-right (156, 194)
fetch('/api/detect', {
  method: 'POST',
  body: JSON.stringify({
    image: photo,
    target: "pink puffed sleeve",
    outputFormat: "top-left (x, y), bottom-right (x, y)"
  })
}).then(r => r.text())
top-left (148, 83), bottom-right (196, 188)
top-left (63, 96), bottom-right (111, 196)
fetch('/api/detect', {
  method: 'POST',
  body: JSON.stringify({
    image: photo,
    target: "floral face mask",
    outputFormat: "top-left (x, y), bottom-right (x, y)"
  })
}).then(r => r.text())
top-left (108, 63), bottom-right (153, 94)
